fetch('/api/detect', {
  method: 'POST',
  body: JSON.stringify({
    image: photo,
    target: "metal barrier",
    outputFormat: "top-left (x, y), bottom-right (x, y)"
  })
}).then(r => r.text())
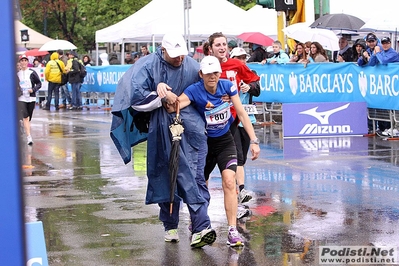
top-left (264, 102), bottom-right (282, 124)
top-left (36, 89), bottom-right (114, 110)
top-left (254, 102), bottom-right (283, 125)
top-left (367, 108), bottom-right (395, 133)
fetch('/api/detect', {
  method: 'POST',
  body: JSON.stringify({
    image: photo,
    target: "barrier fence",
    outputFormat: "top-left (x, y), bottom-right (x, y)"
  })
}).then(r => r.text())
top-left (35, 62), bottom-right (399, 132)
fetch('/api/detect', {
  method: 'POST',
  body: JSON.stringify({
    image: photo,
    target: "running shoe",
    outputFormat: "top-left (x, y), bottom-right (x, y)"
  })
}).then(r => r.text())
top-left (27, 135), bottom-right (33, 145)
top-left (238, 188), bottom-right (253, 204)
top-left (227, 227), bottom-right (244, 247)
top-left (190, 228), bottom-right (216, 248)
top-left (237, 204), bottom-right (251, 220)
top-left (164, 229), bottom-right (179, 243)
top-left (381, 128), bottom-right (399, 137)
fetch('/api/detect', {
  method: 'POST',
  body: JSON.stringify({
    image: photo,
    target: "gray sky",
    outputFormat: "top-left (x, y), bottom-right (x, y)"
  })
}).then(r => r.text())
top-left (329, 0), bottom-right (395, 22)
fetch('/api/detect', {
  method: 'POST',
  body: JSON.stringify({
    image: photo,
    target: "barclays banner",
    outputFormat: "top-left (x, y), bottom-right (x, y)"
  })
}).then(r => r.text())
top-left (248, 62), bottom-right (399, 111)
top-left (82, 65), bottom-right (130, 93)
top-left (79, 63), bottom-right (399, 111)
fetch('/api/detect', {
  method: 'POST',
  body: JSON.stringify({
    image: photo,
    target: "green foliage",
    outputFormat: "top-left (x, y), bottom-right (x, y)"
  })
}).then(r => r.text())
top-left (234, 0), bottom-right (257, 10)
top-left (19, 0), bottom-right (151, 52)
top-left (18, 0), bottom-right (255, 53)
top-left (256, 0), bottom-right (275, 8)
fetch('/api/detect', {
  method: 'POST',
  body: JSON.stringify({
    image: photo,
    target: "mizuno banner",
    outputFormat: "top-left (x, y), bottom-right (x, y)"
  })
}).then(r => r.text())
top-left (282, 102), bottom-right (368, 138)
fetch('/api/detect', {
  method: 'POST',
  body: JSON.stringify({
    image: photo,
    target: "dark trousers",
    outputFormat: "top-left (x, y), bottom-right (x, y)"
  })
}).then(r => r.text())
top-left (158, 143), bottom-right (211, 234)
top-left (46, 82), bottom-right (60, 109)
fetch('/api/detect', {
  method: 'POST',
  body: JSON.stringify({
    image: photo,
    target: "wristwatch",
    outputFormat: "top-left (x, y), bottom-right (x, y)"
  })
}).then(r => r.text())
top-left (250, 138), bottom-right (260, 145)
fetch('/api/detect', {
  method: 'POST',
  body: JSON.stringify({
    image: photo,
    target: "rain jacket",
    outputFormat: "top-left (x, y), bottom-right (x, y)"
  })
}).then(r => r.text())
top-left (45, 52), bottom-right (65, 83)
top-left (266, 51), bottom-right (290, 64)
top-left (370, 47), bottom-right (399, 66)
top-left (110, 47), bottom-right (207, 208)
top-left (357, 43), bottom-right (382, 66)
top-left (352, 39), bottom-right (366, 62)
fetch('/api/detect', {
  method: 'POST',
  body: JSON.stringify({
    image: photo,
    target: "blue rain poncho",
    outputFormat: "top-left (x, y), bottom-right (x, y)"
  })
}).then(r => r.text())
top-left (110, 47), bottom-right (207, 207)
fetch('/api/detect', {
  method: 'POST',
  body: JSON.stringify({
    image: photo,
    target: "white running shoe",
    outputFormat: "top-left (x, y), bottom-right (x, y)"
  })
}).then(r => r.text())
top-left (27, 135), bottom-right (33, 145)
top-left (164, 229), bottom-right (179, 242)
top-left (238, 188), bottom-right (253, 204)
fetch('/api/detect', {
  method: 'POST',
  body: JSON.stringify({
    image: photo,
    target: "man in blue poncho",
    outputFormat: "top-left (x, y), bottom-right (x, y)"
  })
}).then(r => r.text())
top-left (110, 33), bottom-right (216, 248)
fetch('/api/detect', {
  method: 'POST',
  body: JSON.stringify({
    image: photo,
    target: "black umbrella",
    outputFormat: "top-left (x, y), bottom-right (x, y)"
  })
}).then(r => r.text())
top-left (168, 102), bottom-right (184, 215)
top-left (310, 13), bottom-right (365, 31)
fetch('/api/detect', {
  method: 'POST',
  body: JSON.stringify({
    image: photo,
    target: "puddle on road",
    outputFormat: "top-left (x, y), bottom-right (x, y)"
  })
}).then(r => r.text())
top-left (22, 116), bottom-right (399, 265)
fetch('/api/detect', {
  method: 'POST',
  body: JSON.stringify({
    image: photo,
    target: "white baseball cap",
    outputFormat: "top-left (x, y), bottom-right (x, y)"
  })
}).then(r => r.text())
top-left (19, 54), bottom-right (28, 61)
top-left (162, 33), bottom-right (188, 58)
top-left (200, 56), bottom-right (222, 74)
top-left (230, 47), bottom-right (247, 58)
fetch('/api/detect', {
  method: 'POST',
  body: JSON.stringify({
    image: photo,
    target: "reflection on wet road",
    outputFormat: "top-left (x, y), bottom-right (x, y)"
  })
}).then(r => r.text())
top-left (23, 108), bottom-right (399, 265)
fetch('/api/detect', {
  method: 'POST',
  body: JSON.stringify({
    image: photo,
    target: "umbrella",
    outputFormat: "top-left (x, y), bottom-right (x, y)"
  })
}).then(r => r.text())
top-left (25, 48), bottom-right (49, 57)
top-left (310, 13), bottom-right (365, 31)
top-left (39, 39), bottom-right (77, 51)
top-left (282, 22), bottom-right (311, 39)
top-left (168, 101), bottom-right (184, 215)
top-left (237, 32), bottom-right (274, 46)
top-left (196, 44), bottom-right (203, 54)
top-left (283, 26), bottom-right (339, 51)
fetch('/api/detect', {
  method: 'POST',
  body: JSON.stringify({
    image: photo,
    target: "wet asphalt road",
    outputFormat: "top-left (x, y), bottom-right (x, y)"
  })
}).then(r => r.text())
top-left (22, 105), bottom-right (399, 266)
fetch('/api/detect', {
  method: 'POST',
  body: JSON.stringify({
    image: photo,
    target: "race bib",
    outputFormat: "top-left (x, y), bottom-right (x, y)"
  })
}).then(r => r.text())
top-left (242, 104), bottom-right (258, 115)
top-left (204, 102), bottom-right (231, 130)
top-left (20, 80), bottom-right (31, 90)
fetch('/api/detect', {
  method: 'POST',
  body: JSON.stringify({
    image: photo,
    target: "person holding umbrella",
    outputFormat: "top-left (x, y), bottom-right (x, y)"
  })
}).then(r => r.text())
top-left (333, 36), bottom-right (353, 63)
top-left (168, 55), bottom-right (261, 247)
top-left (110, 33), bottom-right (216, 248)
top-left (246, 43), bottom-right (268, 63)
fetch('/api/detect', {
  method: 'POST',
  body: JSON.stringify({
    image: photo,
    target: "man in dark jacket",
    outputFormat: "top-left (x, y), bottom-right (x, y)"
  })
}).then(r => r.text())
top-left (247, 43), bottom-right (268, 63)
top-left (57, 49), bottom-right (72, 108)
top-left (108, 53), bottom-right (120, 65)
top-left (67, 51), bottom-right (83, 110)
top-left (352, 38), bottom-right (366, 62)
top-left (110, 33), bottom-right (216, 248)
top-left (333, 37), bottom-right (353, 63)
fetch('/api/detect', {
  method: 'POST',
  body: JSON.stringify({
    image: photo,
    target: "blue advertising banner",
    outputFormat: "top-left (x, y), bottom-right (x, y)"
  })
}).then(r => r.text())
top-left (1, 1), bottom-right (26, 265)
top-left (282, 102), bottom-right (368, 138)
top-left (82, 65), bottom-right (130, 93)
top-left (248, 62), bottom-right (399, 110)
top-left (26, 222), bottom-right (49, 266)
top-left (80, 63), bottom-right (399, 111)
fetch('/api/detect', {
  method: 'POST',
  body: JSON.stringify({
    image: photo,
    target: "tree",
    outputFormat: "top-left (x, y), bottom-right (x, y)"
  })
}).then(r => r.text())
top-left (18, 0), bottom-right (254, 53)
top-left (19, 0), bottom-right (151, 52)
top-left (233, 0), bottom-right (256, 10)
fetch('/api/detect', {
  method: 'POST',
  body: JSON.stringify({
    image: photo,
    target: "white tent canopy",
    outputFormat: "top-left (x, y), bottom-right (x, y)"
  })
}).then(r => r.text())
top-left (15, 20), bottom-right (54, 49)
top-left (246, 5), bottom-right (278, 38)
top-left (95, 0), bottom-right (251, 44)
